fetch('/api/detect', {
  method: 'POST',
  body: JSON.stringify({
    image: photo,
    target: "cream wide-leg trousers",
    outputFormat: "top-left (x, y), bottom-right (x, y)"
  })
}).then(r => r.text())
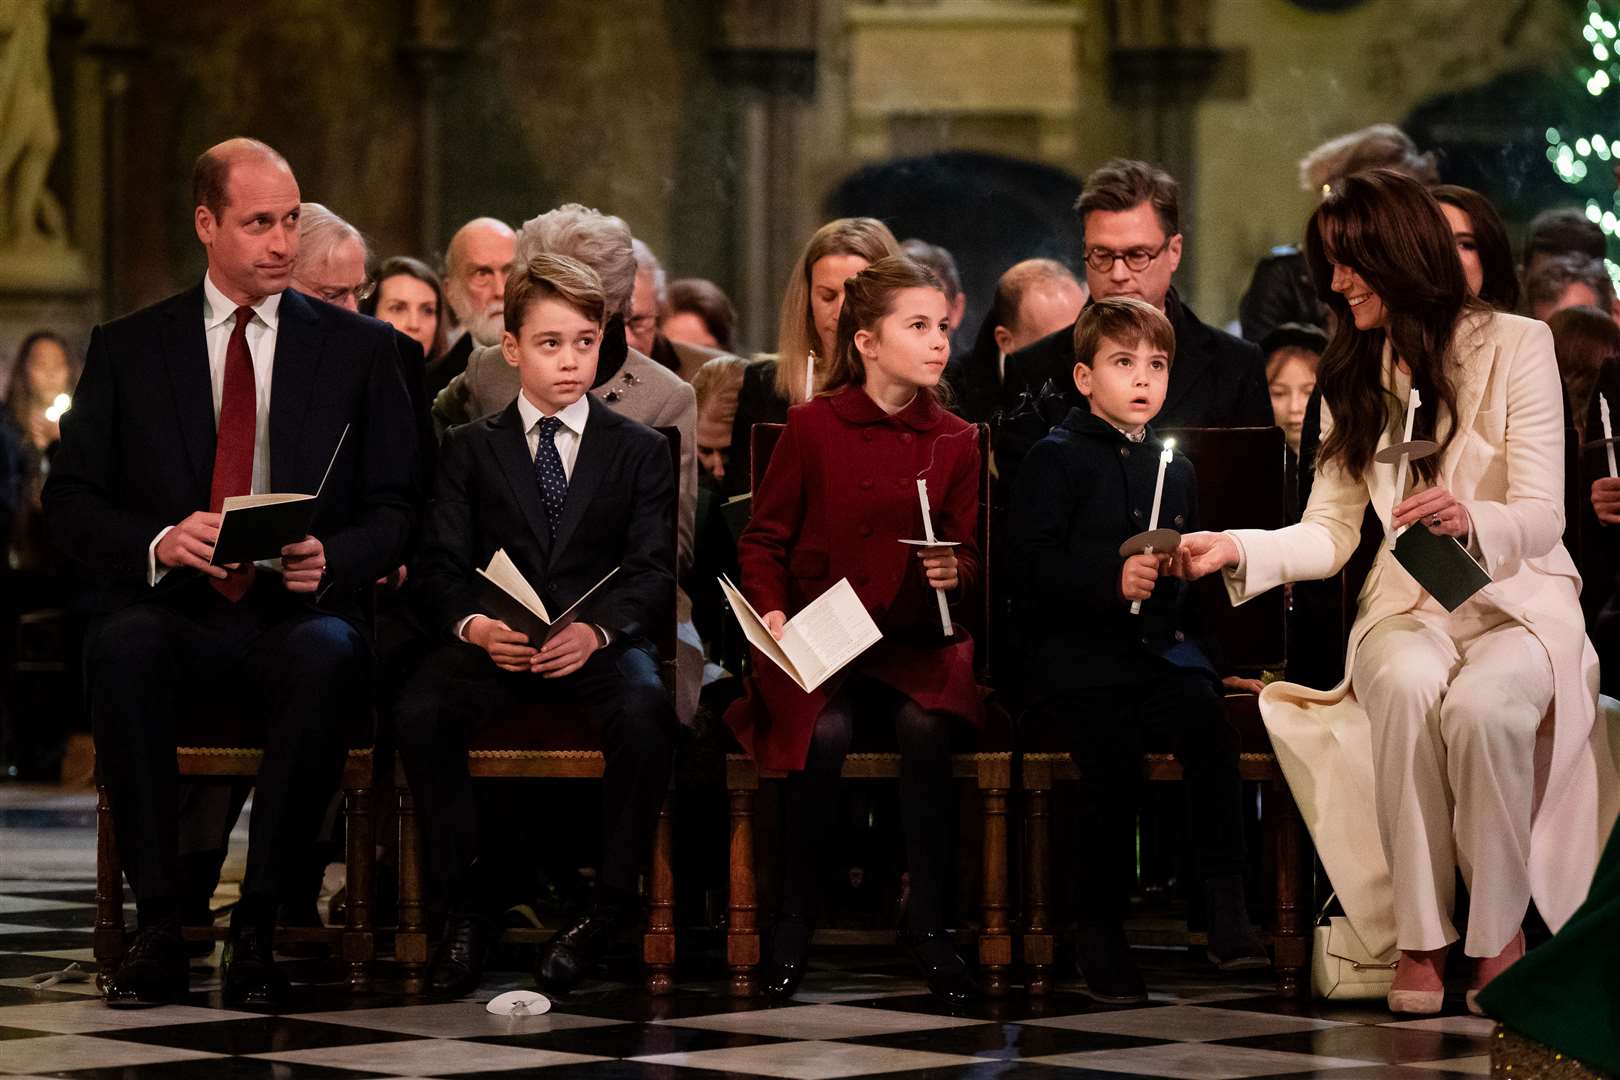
top-left (1349, 601), bottom-right (1554, 956)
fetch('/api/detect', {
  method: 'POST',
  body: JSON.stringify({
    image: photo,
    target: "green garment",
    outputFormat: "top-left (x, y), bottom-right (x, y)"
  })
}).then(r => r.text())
top-left (1479, 814), bottom-right (1620, 1075)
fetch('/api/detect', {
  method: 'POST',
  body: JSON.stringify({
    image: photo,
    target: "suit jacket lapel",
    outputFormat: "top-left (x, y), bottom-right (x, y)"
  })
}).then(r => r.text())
top-left (489, 400), bottom-right (554, 558)
top-left (549, 397), bottom-right (615, 558)
top-left (162, 286), bottom-right (217, 500)
top-left (1440, 314), bottom-right (1496, 489)
top-left (268, 289), bottom-right (325, 490)
top-left (1161, 295), bottom-right (1212, 420)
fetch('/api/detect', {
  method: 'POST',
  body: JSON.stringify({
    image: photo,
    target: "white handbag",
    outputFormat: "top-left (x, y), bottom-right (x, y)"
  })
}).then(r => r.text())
top-left (1311, 894), bottom-right (1397, 1000)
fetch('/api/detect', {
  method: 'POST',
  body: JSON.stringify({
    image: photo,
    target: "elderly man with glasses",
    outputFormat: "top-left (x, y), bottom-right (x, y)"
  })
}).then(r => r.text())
top-left (1001, 159), bottom-right (1271, 431)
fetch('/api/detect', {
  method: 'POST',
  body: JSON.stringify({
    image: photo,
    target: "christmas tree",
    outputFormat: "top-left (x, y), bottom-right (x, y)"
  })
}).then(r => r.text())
top-left (1545, 0), bottom-right (1620, 287)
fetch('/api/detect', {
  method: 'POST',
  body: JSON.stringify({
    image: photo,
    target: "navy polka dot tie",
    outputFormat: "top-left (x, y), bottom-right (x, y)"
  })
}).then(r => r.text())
top-left (533, 416), bottom-right (568, 539)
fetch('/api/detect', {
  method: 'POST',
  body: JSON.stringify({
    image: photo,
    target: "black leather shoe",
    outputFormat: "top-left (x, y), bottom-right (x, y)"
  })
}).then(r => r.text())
top-left (760, 914), bottom-right (814, 1001)
top-left (222, 922), bottom-right (290, 1006)
top-left (1074, 918), bottom-right (1147, 1004)
top-left (534, 910), bottom-right (622, 996)
top-left (902, 929), bottom-right (979, 1005)
top-left (429, 914), bottom-right (489, 998)
top-left (105, 923), bottom-right (188, 1007)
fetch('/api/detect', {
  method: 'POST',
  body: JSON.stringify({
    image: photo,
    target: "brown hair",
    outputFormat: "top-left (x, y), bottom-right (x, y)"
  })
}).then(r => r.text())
top-left (1076, 159), bottom-right (1180, 238)
top-left (6, 330), bottom-right (73, 426)
top-left (363, 255), bottom-right (450, 361)
top-left (665, 278), bottom-right (738, 353)
top-left (503, 253), bottom-right (607, 334)
top-left (1072, 296), bottom-right (1174, 369)
top-left (824, 255), bottom-right (948, 399)
top-left (1526, 253), bottom-right (1617, 315)
top-left (1298, 124), bottom-right (1437, 194)
top-left (773, 217), bottom-right (901, 402)
top-left (1548, 305), bottom-right (1620, 436)
top-left (191, 138), bottom-right (289, 219)
top-left (1304, 169), bottom-right (1477, 483)
top-left (1431, 185), bottom-right (1520, 312)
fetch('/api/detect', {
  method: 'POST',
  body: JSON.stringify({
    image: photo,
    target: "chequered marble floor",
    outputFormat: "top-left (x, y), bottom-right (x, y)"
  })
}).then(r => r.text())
top-left (0, 788), bottom-right (1496, 1078)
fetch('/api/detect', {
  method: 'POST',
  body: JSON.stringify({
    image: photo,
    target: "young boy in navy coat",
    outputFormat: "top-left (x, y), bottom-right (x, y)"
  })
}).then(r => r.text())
top-left (1008, 297), bottom-right (1267, 1002)
top-left (395, 253), bottom-right (678, 998)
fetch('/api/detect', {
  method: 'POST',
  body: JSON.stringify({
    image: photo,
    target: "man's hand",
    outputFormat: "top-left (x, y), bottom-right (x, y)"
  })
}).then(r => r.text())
top-left (156, 511), bottom-right (229, 579)
top-left (1593, 477), bottom-right (1620, 526)
top-left (1172, 532), bottom-right (1241, 581)
top-left (916, 545), bottom-right (959, 592)
top-left (1222, 675), bottom-right (1266, 695)
top-left (1120, 552), bottom-right (1168, 603)
top-left (281, 536), bottom-right (328, 594)
top-left (377, 564), bottom-right (408, 589)
top-left (533, 622), bottom-right (600, 679)
top-left (466, 616), bottom-right (536, 673)
top-left (762, 610), bottom-right (787, 640)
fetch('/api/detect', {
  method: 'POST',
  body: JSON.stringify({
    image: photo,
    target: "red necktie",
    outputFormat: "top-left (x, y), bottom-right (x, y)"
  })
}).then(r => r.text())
top-left (208, 306), bottom-right (257, 601)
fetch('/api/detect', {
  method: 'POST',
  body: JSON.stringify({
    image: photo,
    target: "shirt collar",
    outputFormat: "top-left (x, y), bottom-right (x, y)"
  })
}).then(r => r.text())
top-left (826, 384), bottom-right (945, 431)
top-left (517, 389), bottom-right (590, 437)
top-left (202, 271), bottom-right (282, 332)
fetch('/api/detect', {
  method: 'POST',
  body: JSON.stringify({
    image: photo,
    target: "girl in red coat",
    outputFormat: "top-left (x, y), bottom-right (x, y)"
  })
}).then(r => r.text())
top-left (726, 256), bottom-right (983, 1002)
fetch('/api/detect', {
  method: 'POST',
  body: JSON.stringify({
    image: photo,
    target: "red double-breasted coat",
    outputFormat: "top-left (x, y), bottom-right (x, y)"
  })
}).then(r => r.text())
top-left (724, 386), bottom-right (983, 772)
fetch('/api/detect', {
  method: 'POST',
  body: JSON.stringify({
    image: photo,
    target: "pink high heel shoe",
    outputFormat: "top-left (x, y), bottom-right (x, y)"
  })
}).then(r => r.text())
top-left (1466, 929), bottom-right (1524, 1016)
top-left (1387, 946), bottom-right (1449, 1015)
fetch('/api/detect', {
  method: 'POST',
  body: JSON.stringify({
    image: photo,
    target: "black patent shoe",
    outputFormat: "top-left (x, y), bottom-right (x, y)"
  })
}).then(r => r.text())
top-left (534, 910), bottom-right (622, 996)
top-left (902, 928), bottom-right (979, 1005)
top-left (760, 914), bottom-right (814, 1001)
top-left (105, 923), bottom-right (188, 1007)
top-left (1074, 918), bottom-right (1147, 1004)
top-left (429, 913), bottom-right (489, 998)
top-left (222, 922), bottom-right (290, 1006)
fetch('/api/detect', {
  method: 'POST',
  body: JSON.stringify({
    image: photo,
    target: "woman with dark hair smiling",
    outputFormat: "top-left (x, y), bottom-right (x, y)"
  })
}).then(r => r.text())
top-left (1176, 170), bottom-right (1615, 1016)
top-left (1432, 184), bottom-right (1520, 313)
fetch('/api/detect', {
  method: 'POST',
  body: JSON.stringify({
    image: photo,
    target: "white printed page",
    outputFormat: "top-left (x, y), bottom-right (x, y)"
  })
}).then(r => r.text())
top-left (778, 578), bottom-right (883, 692)
top-left (481, 549), bottom-right (551, 623)
top-left (718, 575), bottom-right (807, 690)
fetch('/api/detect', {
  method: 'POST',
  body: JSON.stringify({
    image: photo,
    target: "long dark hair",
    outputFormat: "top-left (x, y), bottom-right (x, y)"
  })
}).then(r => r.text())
top-left (1304, 170), bottom-right (1480, 483)
top-left (1432, 184), bottom-right (1520, 313)
top-left (6, 330), bottom-right (71, 426)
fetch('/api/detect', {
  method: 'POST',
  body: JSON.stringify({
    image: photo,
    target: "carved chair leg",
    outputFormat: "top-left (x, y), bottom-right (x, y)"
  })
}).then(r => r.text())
top-left (644, 791), bottom-right (676, 995)
top-left (343, 777), bottom-right (375, 992)
top-left (1024, 779), bottom-right (1053, 995)
top-left (726, 770), bottom-right (759, 997)
top-left (395, 782), bottom-right (429, 994)
top-left (977, 762), bottom-right (1011, 997)
top-left (1270, 776), bottom-right (1309, 998)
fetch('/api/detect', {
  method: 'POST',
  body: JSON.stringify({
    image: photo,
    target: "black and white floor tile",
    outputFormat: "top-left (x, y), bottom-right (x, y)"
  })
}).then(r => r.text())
top-left (0, 787), bottom-right (1496, 1078)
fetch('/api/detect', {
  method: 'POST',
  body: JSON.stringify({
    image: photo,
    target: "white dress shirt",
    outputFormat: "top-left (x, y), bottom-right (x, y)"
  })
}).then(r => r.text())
top-left (457, 391), bottom-right (609, 646)
top-left (147, 274), bottom-right (282, 585)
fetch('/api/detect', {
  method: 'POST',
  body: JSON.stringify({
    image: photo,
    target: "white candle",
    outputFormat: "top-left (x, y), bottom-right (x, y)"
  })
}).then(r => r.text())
top-left (917, 478), bottom-right (953, 636)
top-left (1131, 437), bottom-right (1176, 616)
top-left (1388, 386), bottom-right (1421, 549)
top-left (1603, 394), bottom-right (1618, 479)
top-left (804, 353), bottom-right (816, 402)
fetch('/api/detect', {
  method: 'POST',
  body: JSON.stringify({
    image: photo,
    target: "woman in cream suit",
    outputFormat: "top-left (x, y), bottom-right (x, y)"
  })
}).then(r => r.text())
top-left (1179, 170), bottom-right (1617, 1015)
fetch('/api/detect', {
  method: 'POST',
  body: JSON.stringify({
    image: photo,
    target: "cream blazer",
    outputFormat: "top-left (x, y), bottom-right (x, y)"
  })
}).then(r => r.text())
top-left (1225, 310), bottom-right (1620, 957)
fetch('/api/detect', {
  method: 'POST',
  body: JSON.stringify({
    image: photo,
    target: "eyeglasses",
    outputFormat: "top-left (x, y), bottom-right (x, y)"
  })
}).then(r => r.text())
top-left (318, 280), bottom-right (376, 306)
top-left (626, 313), bottom-right (658, 337)
top-left (1083, 238), bottom-right (1173, 273)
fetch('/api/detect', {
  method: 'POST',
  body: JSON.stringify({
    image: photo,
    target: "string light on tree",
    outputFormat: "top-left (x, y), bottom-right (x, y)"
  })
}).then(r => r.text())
top-left (1546, 0), bottom-right (1620, 292)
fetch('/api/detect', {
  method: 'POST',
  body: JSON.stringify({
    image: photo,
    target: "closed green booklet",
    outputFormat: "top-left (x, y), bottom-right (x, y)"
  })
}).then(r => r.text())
top-left (1394, 525), bottom-right (1491, 611)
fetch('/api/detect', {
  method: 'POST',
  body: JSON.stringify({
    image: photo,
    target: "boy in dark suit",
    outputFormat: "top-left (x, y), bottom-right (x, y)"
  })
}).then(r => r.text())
top-left (395, 253), bottom-right (679, 998)
top-left (1008, 297), bottom-right (1266, 1003)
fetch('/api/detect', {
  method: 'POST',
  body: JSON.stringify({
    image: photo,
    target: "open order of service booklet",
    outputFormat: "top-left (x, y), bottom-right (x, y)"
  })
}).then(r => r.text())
top-left (718, 574), bottom-right (882, 693)
top-left (210, 425), bottom-right (348, 567)
top-left (477, 548), bottom-right (618, 646)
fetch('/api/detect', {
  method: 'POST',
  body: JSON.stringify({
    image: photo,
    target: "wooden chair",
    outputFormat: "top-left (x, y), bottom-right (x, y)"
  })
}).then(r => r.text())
top-left (725, 423), bottom-right (1017, 996)
top-left (393, 427), bottom-right (684, 995)
top-left (1019, 425), bottom-right (1313, 998)
top-left (95, 713), bottom-right (379, 991)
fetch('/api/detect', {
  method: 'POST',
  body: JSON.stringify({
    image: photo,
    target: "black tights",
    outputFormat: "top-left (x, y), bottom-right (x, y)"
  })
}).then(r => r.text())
top-left (780, 677), bottom-right (955, 933)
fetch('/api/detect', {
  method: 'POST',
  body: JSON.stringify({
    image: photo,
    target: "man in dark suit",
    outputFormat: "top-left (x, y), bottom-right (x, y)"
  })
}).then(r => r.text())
top-left (1000, 159), bottom-right (1271, 434)
top-left (43, 139), bottom-right (417, 1006)
top-left (395, 252), bottom-right (678, 998)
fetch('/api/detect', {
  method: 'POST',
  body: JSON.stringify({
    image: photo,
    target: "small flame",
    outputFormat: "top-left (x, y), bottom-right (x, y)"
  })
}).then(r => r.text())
top-left (43, 393), bottom-right (71, 423)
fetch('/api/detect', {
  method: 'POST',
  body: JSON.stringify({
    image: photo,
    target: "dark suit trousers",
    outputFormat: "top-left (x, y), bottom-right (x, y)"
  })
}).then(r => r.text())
top-left (1037, 669), bottom-right (1244, 919)
top-left (393, 639), bottom-right (678, 904)
top-left (86, 577), bottom-right (369, 912)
